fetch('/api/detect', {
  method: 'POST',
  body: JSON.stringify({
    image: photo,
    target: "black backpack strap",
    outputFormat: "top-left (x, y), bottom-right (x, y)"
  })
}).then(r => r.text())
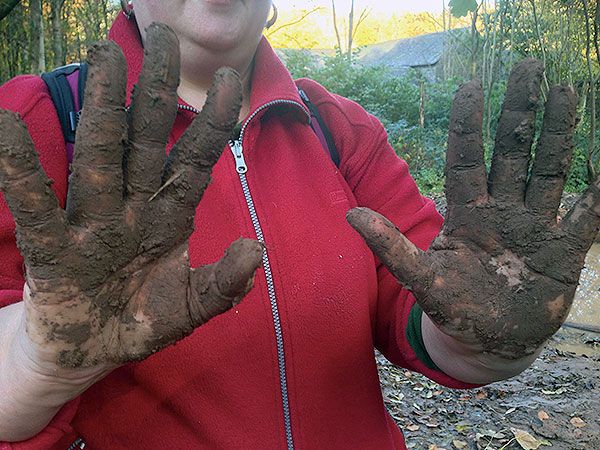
top-left (298, 88), bottom-right (341, 168)
top-left (41, 63), bottom-right (88, 145)
top-left (76, 63), bottom-right (88, 114)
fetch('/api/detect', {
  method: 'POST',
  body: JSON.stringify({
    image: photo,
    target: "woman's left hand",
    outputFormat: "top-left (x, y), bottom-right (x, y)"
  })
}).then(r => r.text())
top-left (347, 59), bottom-right (600, 360)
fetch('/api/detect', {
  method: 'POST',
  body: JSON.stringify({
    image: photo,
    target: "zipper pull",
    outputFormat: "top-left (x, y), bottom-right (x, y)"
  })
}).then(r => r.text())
top-left (230, 140), bottom-right (248, 174)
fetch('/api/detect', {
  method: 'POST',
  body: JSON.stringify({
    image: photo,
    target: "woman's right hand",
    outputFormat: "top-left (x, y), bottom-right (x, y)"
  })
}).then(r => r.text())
top-left (0, 24), bottom-right (263, 374)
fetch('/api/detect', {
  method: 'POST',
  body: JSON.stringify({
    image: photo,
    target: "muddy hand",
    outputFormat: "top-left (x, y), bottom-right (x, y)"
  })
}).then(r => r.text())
top-left (0, 24), bottom-right (263, 368)
top-left (348, 59), bottom-right (600, 360)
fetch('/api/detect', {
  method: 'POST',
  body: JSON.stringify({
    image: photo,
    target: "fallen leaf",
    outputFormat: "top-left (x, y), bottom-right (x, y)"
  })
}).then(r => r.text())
top-left (511, 428), bottom-right (543, 450)
top-left (455, 423), bottom-right (470, 433)
top-left (537, 410), bottom-right (550, 421)
top-left (406, 424), bottom-right (420, 432)
top-left (386, 394), bottom-right (405, 404)
top-left (425, 419), bottom-right (439, 428)
top-left (453, 440), bottom-right (468, 449)
top-left (541, 387), bottom-right (566, 395)
top-left (475, 391), bottom-right (488, 400)
top-left (570, 417), bottom-right (586, 428)
top-left (480, 430), bottom-right (505, 439)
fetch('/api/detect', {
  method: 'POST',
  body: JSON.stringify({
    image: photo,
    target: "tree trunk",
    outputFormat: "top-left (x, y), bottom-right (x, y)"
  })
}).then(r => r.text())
top-left (29, 0), bottom-right (45, 74)
top-left (347, 0), bottom-right (354, 61)
top-left (529, 0), bottom-right (550, 92)
top-left (419, 80), bottom-right (426, 129)
top-left (594, 0), bottom-right (600, 66)
top-left (331, 0), bottom-right (342, 53)
top-left (583, 0), bottom-right (598, 182)
top-left (51, 0), bottom-right (65, 67)
top-left (469, 7), bottom-right (479, 79)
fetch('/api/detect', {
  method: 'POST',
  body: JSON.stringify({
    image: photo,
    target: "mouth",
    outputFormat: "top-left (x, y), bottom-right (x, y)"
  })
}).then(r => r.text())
top-left (203, 0), bottom-right (237, 6)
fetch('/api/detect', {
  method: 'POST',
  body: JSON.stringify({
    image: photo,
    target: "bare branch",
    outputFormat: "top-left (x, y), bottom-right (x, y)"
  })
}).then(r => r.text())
top-left (265, 7), bottom-right (323, 37)
top-left (331, 0), bottom-right (343, 52)
top-left (352, 7), bottom-right (371, 40)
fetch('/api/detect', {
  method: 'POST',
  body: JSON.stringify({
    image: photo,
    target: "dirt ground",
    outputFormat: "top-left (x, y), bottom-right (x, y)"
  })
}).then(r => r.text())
top-left (377, 328), bottom-right (600, 450)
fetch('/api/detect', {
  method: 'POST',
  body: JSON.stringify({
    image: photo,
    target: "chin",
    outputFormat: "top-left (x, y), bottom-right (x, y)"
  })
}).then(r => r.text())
top-left (183, 16), bottom-right (263, 54)
top-left (191, 30), bottom-right (245, 52)
top-left (136, 0), bottom-right (268, 56)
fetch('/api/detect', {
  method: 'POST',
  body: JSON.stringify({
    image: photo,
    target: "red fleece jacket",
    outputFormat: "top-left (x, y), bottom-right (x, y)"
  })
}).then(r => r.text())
top-left (0, 13), bottom-right (474, 450)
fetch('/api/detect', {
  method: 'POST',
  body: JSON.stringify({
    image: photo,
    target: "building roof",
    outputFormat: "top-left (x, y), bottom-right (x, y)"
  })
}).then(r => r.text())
top-left (360, 28), bottom-right (469, 69)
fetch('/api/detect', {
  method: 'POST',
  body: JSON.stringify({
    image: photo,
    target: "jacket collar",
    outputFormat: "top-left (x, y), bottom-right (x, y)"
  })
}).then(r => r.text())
top-left (107, 13), bottom-right (309, 125)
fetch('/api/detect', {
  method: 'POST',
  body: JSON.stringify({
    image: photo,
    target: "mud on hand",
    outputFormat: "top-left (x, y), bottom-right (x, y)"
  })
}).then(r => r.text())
top-left (0, 24), bottom-right (263, 369)
top-left (348, 59), bottom-right (600, 360)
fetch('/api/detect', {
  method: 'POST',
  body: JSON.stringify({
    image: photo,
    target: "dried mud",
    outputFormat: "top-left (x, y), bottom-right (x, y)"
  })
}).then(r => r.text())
top-left (349, 59), bottom-right (598, 362)
top-left (0, 25), bottom-right (262, 369)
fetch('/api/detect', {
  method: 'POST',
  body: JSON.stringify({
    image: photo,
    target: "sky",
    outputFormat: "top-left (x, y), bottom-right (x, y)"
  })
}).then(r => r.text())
top-left (276, 0), bottom-right (444, 15)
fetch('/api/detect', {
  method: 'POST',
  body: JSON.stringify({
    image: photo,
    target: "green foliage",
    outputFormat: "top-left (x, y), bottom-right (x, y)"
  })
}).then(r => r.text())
top-left (0, 0), bottom-right (118, 83)
top-left (449, 0), bottom-right (479, 18)
top-left (285, 52), bottom-right (453, 193)
top-left (284, 49), bottom-right (596, 195)
top-left (2, 0), bottom-right (597, 194)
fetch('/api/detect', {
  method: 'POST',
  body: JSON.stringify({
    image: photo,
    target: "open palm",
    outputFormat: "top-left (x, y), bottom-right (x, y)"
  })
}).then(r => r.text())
top-left (0, 24), bottom-right (262, 368)
top-left (348, 59), bottom-right (600, 359)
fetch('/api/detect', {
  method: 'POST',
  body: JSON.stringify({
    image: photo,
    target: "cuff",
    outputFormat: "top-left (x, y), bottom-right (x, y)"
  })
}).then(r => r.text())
top-left (400, 295), bottom-right (483, 390)
top-left (0, 289), bottom-right (24, 309)
top-left (406, 303), bottom-right (440, 371)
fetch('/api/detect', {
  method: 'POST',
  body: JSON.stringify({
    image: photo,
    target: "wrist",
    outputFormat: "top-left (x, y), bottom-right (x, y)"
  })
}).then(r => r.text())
top-left (0, 302), bottom-right (115, 441)
top-left (421, 313), bottom-right (542, 384)
top-left (14, 307), bottom-right (116, 403)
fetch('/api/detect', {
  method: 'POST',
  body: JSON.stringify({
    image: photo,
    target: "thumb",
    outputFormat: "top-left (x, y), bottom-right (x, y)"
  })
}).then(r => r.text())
top-left (188, 238), bottom-right (264, 326)
top-left (346, 207), bottom-right (434, 295)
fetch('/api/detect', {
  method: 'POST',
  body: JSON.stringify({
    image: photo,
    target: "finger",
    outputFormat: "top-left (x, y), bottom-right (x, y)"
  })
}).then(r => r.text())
top-left (445, 79), bottom-right (488, 205)
top-left (159, 67), bottom-right (242, 212)
top-left (0, 110), bottom-right (69, 270)
top-left (488, 59), bottom-right (544, 203)
top-left (561, 176), bottom-right (600, 252)
top-left (525, 85), bottom-right (578, 219)
top-left (346, 207), bottom-right (434, 296)
top-left (67, 41), bottom-right (127, 227)
top-left (188, 238), bottom-right (264, 325)
top-left (125, 23), bottom-right (180, 206)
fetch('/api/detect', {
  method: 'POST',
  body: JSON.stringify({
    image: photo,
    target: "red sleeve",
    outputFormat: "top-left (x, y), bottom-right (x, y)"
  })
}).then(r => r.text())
top-left (300, 81), bottom-right (478, 389)
top-left (0, 76), bottom-right (75, 447)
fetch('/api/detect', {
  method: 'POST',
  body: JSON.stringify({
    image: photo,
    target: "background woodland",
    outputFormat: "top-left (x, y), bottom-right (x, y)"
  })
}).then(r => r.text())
top-left (0, 0), bottom-right (598, 193)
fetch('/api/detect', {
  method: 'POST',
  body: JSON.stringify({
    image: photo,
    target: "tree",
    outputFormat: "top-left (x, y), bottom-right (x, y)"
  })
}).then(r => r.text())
top-left (29, 0), bottom-right (45, 74)
top-left (331, 0), bottom-right (369, 60)
top-left (449, 0), bottom-right (479, 17)
top-left (50, 0), bottom-right (66, 67)
top-left (582, 0), bottom-right (599, 181)
top-left (1, 0), bottom-right (118, 83)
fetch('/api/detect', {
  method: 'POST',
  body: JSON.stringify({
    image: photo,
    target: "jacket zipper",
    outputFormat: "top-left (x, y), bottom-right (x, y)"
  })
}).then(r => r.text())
top-left (178, 100), bottom-right (309, 450)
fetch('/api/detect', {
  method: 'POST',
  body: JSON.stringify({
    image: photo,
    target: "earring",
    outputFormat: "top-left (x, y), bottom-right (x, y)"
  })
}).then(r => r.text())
top-left (121, 0), bottom-right (134, 20)
top-left (266, 3), bottom-right (278, 29)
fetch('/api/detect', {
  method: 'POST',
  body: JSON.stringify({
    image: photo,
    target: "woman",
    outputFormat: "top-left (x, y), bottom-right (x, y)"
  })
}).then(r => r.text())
top-left (0, 1), bottom-right (597, 449)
